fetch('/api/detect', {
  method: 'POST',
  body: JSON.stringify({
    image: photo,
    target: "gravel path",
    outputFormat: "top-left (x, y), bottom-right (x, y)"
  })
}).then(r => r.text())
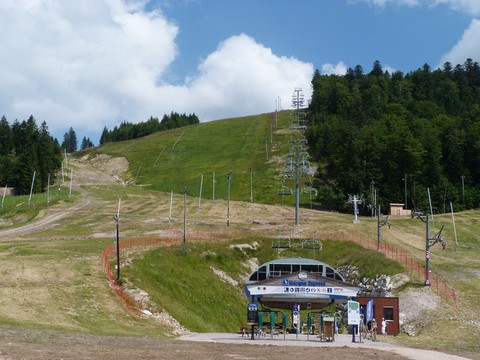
top-left (178, 333), bottom-right (472, 360)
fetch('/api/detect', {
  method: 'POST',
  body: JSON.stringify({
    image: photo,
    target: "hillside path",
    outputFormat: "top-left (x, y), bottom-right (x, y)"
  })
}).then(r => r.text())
top-left (0, 158), bottom-right (122, 241)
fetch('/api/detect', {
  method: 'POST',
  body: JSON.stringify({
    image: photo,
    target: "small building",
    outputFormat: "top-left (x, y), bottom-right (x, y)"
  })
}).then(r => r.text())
top-left (0, 186), bottom-right (15, 196)
top-left (357, 296), bottom-right (400, 335)
top-left (389, 203), bottom-right (411, 218)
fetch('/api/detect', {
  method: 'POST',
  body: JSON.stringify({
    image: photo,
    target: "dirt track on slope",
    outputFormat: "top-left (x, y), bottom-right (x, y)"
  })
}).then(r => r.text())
top-left (0, 156), bottom-right (121, 241)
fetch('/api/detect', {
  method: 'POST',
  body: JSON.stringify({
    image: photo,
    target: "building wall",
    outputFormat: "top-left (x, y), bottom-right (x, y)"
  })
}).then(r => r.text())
top-left (1, 187), bottom-right (15, 196)
top-left (357, 297), bottom-right (400, 335)
top-left (389, 203), bottom-right (412, 218)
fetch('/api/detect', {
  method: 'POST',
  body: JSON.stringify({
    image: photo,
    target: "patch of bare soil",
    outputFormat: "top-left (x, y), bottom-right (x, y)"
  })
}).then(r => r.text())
top-left (76, 153), bottom-right (129, 186)
top-left (0, 327), bottom-right (408, 360)
top-left (399, 287), bottom-right (442, 336)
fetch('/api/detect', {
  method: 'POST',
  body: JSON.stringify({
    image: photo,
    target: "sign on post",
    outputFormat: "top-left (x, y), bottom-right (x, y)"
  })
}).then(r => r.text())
top-left (247, 302), bottom-right (259, 325)
top-left (347, 300), bottom-right (360, 325)
top-left (292, 303), bottom-right (300, 325)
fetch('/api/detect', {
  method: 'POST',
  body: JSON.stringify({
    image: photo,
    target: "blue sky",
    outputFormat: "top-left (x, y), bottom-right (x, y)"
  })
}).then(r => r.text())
top-left (1, 0), bottom-right (479, 144)
top-left (156, 0), bottom-right (471, 76)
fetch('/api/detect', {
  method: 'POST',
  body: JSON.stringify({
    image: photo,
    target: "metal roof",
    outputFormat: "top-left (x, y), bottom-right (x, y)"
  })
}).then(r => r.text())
top-left (258, 257), bottom-right (329, 266)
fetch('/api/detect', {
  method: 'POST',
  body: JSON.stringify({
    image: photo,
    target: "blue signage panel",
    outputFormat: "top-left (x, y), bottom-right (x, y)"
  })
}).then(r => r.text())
top-left (247, 302), bottom-right (259, 325)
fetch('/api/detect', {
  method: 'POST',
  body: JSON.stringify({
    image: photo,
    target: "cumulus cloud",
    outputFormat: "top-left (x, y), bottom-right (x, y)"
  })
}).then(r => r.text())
top-left (437, 19), bottom-right (480, 67)
top-left (354, 0), bottom-right (480, 15)
top-left (321, 62), bottom-right (348, 75)
top-left (0, 0), bottom-right (313, 140)
top-left (432, 0), bottom-right (480, 15)
top-left (350, 0), bottom-right (421, 8)
top-left (187, 34), bottom-right (313, 120)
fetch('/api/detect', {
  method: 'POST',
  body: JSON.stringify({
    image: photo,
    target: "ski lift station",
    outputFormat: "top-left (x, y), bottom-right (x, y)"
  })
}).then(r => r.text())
top-left (245, 257), bottom-right (361, 310)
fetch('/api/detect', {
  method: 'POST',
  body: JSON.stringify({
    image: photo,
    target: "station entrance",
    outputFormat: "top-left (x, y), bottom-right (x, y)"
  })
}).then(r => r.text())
top-left (245, 257), bottom-right (361, 341)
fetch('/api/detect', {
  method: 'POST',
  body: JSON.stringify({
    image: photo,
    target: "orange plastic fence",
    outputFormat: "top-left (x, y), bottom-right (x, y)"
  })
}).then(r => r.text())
top-left (102, 230), bottom-right (458, 310)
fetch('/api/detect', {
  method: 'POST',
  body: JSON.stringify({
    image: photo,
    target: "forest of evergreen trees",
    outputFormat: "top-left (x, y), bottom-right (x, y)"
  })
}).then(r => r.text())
top-left (307, 58), bottom-right (480, 214)
top-left (100, 112), bottom-right (199, 144)
top-left (0, 115), bottom-right (62, 195)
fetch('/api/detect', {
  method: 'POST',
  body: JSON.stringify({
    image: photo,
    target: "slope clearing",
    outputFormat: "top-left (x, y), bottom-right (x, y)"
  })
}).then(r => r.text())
top-left (0, 112), bottom-right (478, 358)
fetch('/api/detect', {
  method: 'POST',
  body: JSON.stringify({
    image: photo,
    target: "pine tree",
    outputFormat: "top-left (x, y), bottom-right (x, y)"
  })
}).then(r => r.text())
top-left (62, 127), bottom-right (78, 153)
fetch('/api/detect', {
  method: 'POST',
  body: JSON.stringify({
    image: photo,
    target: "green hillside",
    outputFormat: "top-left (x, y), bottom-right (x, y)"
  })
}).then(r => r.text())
top-left (88, 111), bottom-right (310, 206)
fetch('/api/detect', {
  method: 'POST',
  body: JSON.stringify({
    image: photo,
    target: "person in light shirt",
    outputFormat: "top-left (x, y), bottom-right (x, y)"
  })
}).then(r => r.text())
top-left (381, 318), bottom-right (387, 336)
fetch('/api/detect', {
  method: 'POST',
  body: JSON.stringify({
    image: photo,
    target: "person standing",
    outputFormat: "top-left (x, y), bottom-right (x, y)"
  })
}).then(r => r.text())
top-left (370, 318), bottom-right (377, 341)
top-left (381, 318), bottom-right (387, 336)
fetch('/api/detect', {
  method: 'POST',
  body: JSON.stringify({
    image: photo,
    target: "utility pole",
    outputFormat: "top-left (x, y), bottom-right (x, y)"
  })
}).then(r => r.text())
top-left (249, 168), bottom-right (253, 203)
top-left (47, 173), bottom-right (50, 206)
top-left (69, 169), bottom-right (73, 197)
top-left (28, 171), bottom-right (36, 206)
top-left (377, 204), bottom-right (381, 252)
top-left (370, 181), bottom-right (376, 217)
top-left (294, 144), bottom-right (300, 226)
top-left (377, 204), bottom-right (391, 253)
top-left (1, 185), bottom-right (7, 209)
top-left (198, 174), bottom-right (203, 209)
top-left (183, 187), bottom-right (187, 243)
top-left (413, 212), bottom-right (445, 286)
top-left (212, 171), bottom-right (215, 202)
top-left (114, 215), bottom-right (120, 281)
top-left (227, 173), bottom-right (231, 227)
top-left (114, 199), bottom-right (121, 282)
top-left (169, 191), bottom-right (173, 223)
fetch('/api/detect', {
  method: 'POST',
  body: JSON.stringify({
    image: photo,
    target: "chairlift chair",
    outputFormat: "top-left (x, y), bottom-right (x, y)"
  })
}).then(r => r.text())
top-left (272, 238), bottom-right (292, 249)
top-left (301, 186), bottom-right (318, 197)
top-left (278, 184), bottom-right (293, 195)
top-left (301, 239), bottom-right (323, 251)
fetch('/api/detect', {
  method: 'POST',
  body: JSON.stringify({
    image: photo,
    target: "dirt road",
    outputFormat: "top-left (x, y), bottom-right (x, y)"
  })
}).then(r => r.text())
top-left (0, 326), bottom-right (473, 360)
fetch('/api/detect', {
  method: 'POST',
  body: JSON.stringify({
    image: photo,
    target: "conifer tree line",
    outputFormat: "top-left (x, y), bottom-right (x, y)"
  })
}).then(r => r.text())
top-left (307, 58), bottom-right (480, 214)
top-left (99, 112), bottom-right (199, 144)
top-left (0, 115), bottom-right (62, 195)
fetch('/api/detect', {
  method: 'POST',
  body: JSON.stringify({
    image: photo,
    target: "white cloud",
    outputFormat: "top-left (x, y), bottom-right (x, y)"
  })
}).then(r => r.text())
top-left (432, 0), bottom-right (480, 16)
top-left (321, 62), bottom-right (348, 75)
top-left (383, 65), bottom-right (397, 74)
top-left (186, 34), bottom-right (313, 120)
top-left (437, 19), bottom-right (480, 67)
top-left (353, 0), bottom-right (480, 15)
top-left (349, 0), bottom-right (421, 8)
top-left (0, 0), bottom-right (313, 141)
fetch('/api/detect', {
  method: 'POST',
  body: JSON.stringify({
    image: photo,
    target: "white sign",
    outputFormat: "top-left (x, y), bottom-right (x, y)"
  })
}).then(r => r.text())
top-left (247, 285), bottom-right (358, 297)
top-left (347, 300), bottom-right (361, 325)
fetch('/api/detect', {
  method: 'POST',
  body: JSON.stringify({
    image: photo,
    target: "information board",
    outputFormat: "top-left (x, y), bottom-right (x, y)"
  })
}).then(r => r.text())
top-left (347, 300), bottom-right (361, 325)
top-left (247, 302), bottom-right (259, 325)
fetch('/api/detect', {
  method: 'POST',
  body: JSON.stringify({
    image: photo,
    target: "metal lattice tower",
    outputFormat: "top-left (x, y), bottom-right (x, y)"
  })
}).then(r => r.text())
top-left (292, 88), bottom-right (304, 125)
top-left (276, 88), bottom-right (315, 226)
top-left (348, 194), bottom-right (363, 224)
